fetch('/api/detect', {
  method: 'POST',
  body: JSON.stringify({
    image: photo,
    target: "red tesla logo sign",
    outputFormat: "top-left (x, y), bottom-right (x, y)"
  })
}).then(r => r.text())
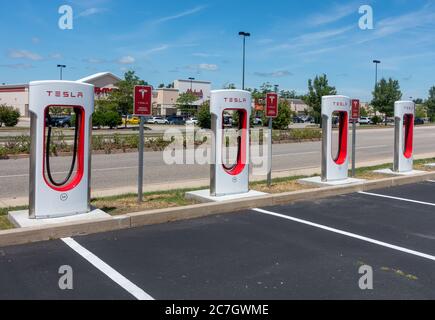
top-left (351, 99), bottom-right (360, 121)
top-left (266, 93), bottom-right (278, 118)
top-left (134, 85), bottom-right (152, 116)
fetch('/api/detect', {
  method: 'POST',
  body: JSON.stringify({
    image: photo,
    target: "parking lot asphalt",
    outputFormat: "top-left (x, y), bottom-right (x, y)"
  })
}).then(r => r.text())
top-left (2, 181), bottom-right (435, 300)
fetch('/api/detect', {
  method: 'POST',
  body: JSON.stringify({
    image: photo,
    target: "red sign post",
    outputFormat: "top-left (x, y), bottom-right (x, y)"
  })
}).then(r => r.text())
top-left (134, 85), bottom-right (153, 116)
top-left (266, 93), bottom-right (279, 118)
top-left (350, 99), bottom-right (360, 177)
top-left (351, 99), bottom-right (360, 122)
top-left (135, 85), bottom-right (152, 203)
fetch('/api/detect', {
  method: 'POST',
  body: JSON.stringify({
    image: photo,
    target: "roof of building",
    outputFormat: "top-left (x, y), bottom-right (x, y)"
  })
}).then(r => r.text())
top-left (77, 72), bottom-right (121, 83)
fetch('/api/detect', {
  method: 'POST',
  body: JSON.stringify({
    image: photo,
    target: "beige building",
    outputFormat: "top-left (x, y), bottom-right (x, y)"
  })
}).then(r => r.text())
top-left (287, 99), bottom-right (309, 115)
top-left (0, 84), bottom-right (30, 116)
top-left (152, 88), bottom-right (179, 116)
top-left (0, 72), bottom-right (121, 117)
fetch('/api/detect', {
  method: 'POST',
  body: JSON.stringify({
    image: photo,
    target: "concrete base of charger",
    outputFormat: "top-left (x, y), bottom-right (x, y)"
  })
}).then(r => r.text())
top-left (298, 176), bottom-right (366, 187)
top-left (186, 189), bottom-right (268, 203)
top-left (8, 209), bottom-right (111, 228)
top-left (373, 168), bottom-right (425, 176)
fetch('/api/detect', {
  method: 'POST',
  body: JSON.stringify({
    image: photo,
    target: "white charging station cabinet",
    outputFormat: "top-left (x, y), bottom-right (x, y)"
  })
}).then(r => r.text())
top-left (28, 81), bottom-right (94, 219)
top-left (210, 90), bottom-right (251, 196)
top-left (393, 101), bottom-right (415, 173)
top-left (321, 95), bottom-right (351, 182)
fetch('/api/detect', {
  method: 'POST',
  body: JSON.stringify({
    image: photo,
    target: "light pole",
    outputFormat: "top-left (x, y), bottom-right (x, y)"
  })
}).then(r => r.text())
top-left (238, 31), bottom-right (251, 90)
top-left (373, 60), bottom-right (381, 89)
top-left (57, 64), bottom-right (66, 80)
top-left (188, 77), bottom-right (195, 91)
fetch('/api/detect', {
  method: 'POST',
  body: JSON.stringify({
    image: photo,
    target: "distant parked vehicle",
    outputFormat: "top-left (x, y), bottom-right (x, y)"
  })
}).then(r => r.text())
top-left (359, 117), bottom-right (373, 125)
top-left (293, 116), bottom-right (304, 123)
top-left (253, 117), bottom-right (263, 126)
top-left (147, 116), bottom-right (169, 125)
top-left (186, 117), bottom-right (199, 126)
top-left (166, 116), bottom-right (185, 125)
top-left (48, 115), bottom-right (72, 128)
top-left (122, 115), bottom-right (140, 125)
top-left (414, 118), bottom-right (425, 125)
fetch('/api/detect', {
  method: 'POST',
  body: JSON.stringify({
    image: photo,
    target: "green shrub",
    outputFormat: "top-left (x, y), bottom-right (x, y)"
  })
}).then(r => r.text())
top-left (198, 102), bottom-right (211, 129)
top-left (92, 111), bottom-right (106, 128)
top-left (371, 115), bottom-right (382, 125)
top-left (0, 105), bottom-right (20, 127)
top-left (104, 111), bottom-right (122, 129)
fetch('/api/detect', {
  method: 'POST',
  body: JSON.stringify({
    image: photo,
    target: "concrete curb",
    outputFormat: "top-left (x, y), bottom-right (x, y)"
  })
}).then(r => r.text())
top-left (1, 171), bottom-right (435, 248)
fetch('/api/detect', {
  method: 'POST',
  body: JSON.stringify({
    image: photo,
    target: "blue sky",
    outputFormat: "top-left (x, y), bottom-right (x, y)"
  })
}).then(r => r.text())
top-left (0, 0), bottom-right (434, 101)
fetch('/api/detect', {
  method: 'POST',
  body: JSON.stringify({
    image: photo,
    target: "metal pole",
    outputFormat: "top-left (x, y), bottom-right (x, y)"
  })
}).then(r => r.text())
top-left (267, 117), bottom-right (273, 187)
top-left (242, 36), bottom-right (246, 90)
top-left (138, 117), bottom-right (145, 202)
top-left (352, 120), bottom-right (356, 177)
top-left (60, 68), bottom-right (62, 80)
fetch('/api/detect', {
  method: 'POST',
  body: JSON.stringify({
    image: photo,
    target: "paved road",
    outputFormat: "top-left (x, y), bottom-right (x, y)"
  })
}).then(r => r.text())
top-left (1, 126), bottom-right (435, 200)
top-left (2, 181), bottom-right (435, 299)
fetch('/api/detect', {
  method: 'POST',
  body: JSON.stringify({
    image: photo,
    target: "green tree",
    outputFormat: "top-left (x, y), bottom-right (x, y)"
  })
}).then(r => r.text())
top-left (415, 105), bottom-right (427, 119)
top-left (223, 83), bottom-right (237, 89)
top-left (272, 100), bottom-right (292, 130)
top-left (371, 78), bottom-right (402, 125)
top-left (177, 92), bottom-right (198, 117)
top-left (158, 83), bottom-right (165, 88)
top-left (425, 86), bottom-right (435, 122)
top-left (304, 74), bottom-right (337, 124)
top-left (0, 105), bottom-right (20, 127)
top-left (107, 71), bottom-right (147, 127)
top-left (279, 90), bottom-right (298, 99)
top-left (197, 101), bottom-right (211, 129)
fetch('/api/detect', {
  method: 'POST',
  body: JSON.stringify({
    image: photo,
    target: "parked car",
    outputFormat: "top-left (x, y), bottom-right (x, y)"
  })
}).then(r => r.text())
top-left (414, 118), bottom-right (425, 125)
top-left (166, 116), bottom-right (186, 125)
top-left (48, 115), bottom-right (72, 128)
top-left (293, 116), bottom-right (304, 123)
top-left (147, 116), bottom-right (169, 125)
top-left (186, 117), bottom-right (199, 126)
top-left (253, 117), bottom-right (263, 126)
top-left (359, 117), bottom-right (373, 125)
top-left (122, 115), bottom-right (140, 125)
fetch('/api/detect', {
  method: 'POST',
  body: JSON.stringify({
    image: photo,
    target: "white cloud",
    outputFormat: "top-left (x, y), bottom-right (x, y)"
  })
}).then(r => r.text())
top-left (198, 63), bottom-right (218, 71)
top-left (192, 52), bottom-right (220, 58)
top-left (8, 50), bottom-right (43, 61)
top-left (84, 58), bottom-right (106, 64)
top-left (31, 37), bottom-right (40, 44)
top-left (154, 5), bottom-right (206, 24)
top-left (78, 7), bottom-right (108, 17)
top-left (309, 3), bottom-right (356, 26)
top-left (143, 45), bottom-right (169, 56)
top-left (50, 53), bottom-right (63, 59)
top-left (0, 63), bottom-right (33, 69)
top-left (118, 56), bottom-right (135, 64)
top-left (254, 70), bottom-right (293, 78)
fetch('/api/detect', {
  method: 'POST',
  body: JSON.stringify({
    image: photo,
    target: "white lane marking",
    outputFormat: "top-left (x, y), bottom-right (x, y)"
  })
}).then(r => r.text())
top-left (0, 166), bottom-right (138, 179)
top-left (62, 237), bottom-right (154, 300)
top-left (356, 145), bottom-right (388, 150)
top-left (358, 191), bottom-right (435, 207)
top-left (252, 208), bottom-right (435, 262)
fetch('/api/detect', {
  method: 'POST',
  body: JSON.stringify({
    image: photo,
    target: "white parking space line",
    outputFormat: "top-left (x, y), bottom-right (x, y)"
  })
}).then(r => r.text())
top-left (0, 166), bottom-right (139, 179)
top-left (62, 237), bottom-right (154, 301)
top-left (358, 191), bottom-right (435, 207)
top-left (253, 208), bottom-right (435, 262)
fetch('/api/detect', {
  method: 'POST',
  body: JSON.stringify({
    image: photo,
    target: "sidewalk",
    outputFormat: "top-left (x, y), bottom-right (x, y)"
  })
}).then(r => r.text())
top-left (2, 152), bottom-right (435, 209)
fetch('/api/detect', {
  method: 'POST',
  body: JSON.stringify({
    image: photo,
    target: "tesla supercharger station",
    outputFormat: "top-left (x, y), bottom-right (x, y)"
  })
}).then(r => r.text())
top-left (374, 101), bottom-right (421, 175)
top-left (28, 81), bottom-right (94, 219)
top-left (393, 101), bottom-right (415, 173)
top-left (299, 95), bottom-right (364, 186)
top-left (186, 90), bottom-right (266, 202)
top-left (210, 90), bottom-right (251, 196)
top-left (321, 95), bottom-right (351, 182)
